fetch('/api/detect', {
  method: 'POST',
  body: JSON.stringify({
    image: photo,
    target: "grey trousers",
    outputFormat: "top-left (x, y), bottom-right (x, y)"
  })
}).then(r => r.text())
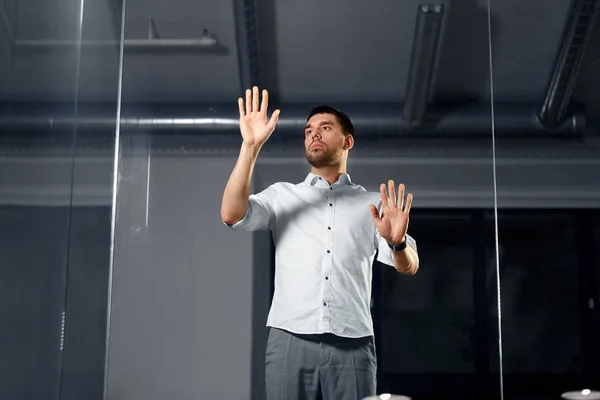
top-left (265, 327), bottom-right (377, 400)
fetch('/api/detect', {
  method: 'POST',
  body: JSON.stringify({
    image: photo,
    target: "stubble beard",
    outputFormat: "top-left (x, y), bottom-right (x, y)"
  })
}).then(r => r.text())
top-left (306, 147), bottom-right (340, 168)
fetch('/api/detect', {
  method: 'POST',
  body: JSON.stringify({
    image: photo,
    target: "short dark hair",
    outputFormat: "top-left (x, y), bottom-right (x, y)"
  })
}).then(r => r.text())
top-left (307, 105), bottom-right (354, 136)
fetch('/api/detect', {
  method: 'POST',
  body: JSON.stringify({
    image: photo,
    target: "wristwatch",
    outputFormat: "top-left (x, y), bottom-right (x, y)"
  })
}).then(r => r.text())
top-left (387, 240), bottom-right (407, 251)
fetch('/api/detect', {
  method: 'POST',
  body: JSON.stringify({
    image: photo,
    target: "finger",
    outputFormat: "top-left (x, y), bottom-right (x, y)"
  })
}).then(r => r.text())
top-left (268, 109), bottom-right (280, 129)
top-left (398, 183), bottom-right (405, 210)
top-left (388, 180), bottom-right (396, 207)
top-left (260, 89), bottom-right (269, 114)
top-left (238, 97), bottom-right (245, 118)
top-left (405, 193), bottom-right (413, 214)
top-left (379, 184), bottom-right (388, 208)
top-left (252, 86), bottom-right (259, 112)
top-left (369, 204), bottom-right (380, 221)
top-left (245, 89), bottom-right (251, 115)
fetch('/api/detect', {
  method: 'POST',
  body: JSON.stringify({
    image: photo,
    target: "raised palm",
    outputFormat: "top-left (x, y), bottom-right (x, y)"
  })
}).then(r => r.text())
top-left (238, 86), bottom-right (280, 146)
top-left (370, 181), bottom-right (413, 245)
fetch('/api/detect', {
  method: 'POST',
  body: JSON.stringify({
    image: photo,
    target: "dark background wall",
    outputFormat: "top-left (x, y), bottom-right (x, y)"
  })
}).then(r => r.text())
top-left (0, 206), bottom-right (110, 400)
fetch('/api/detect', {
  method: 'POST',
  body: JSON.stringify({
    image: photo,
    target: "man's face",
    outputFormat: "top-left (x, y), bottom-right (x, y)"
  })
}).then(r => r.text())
top-left (304, 113), bottom-right (352, 168)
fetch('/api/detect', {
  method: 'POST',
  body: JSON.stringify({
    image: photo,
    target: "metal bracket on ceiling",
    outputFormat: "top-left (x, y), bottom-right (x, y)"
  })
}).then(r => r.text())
top-left (146, 16), bottom-right (221, 48)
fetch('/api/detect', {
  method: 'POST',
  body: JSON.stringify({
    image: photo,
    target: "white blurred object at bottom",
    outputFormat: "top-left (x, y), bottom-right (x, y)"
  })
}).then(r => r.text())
top-left (562, 390), bottom-right (600, 400)
top-left (362, 394), bottom-right (411, 400)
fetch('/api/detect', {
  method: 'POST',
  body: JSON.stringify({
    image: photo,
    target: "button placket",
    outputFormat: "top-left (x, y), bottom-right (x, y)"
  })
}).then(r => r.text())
top-left (325, 188), bottom-right (335, 261)
top-left (321, 184), bottom-right (338, 332)
top-left (323, 187), bottom-right (334, 319)
top-left (317, 181), bottom-right (332, 329)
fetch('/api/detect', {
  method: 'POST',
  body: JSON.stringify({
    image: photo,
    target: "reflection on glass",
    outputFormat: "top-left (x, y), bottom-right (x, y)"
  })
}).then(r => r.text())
top-left (0, 1), bottom-right (84, 399)
top-left (0, 1), bottom-right (121, 400)
top-left (60, 1), bottom-right (122, 400)
top-left (0, 1), bottom-right (81, 400)
top-left (490, 0), bottom-right (600, 399)
top-left (103, 1), bottom-right (499, 400)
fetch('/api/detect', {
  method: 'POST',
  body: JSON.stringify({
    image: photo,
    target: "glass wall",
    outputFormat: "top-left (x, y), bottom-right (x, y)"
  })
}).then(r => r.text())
top-left (0, 1), bottom-right (122, 399)
top-left (490, 0), bottom-right (600, 399)
top-left (103, 1), bottom-right (253, 398)
top-left (103, 1), bottom-right (499, 400)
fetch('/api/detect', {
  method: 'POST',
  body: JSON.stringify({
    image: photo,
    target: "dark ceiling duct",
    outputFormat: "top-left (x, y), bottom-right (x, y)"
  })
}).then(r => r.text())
top-left (403, 4), bottom-right (445, 127)
top-left (0, 102), bottom-right (584, 139)
top-left (232, 0), bottom-right (261, 90)
top-left (539, 0), bottom-right (600, 129)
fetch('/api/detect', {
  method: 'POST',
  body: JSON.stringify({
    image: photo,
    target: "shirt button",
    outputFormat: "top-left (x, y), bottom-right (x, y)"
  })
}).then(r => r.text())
top-left (323, 302), bottom-right (327, 306)
top-left (325, 276), bottom-right (329, 280)
top-left (328, 227), bottom-right (331, 230)
top-left (327, 250), bottom-right (331, 253)
top-left (329, 203), bottom-right (333, 206)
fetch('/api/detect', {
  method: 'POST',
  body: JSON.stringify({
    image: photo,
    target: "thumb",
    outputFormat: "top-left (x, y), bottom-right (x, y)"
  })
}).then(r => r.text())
top-left (268, 109), bottom-right (280, 129)
top-left (369, 204), bottom-right (380, 221)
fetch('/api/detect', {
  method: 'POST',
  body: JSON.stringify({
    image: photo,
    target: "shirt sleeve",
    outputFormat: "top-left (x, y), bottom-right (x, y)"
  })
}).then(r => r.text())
top-left (223, 183), bottom-right (278, 232)
top-left (373, 199), bottom-right (418, 267)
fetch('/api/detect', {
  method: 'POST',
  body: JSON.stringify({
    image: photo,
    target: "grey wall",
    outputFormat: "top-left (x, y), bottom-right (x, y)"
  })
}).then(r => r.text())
top-left (104, 156), bottom-right (261, 400)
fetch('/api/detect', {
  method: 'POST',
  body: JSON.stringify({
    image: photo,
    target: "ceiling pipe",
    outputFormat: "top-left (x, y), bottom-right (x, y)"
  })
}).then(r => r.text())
top-left (13, 37), bottom-right (226, 52)
top-left (539, 0), bottom-right (600, 128)
top-left (0, 102), bottom-right (585, 139)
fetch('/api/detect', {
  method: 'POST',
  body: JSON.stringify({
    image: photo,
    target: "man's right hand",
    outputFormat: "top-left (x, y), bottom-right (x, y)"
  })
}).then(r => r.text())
top-left (238, 86), bottom-right (280, 146)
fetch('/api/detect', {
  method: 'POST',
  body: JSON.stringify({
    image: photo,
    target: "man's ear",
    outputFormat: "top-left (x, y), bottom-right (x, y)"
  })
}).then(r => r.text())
top-left (344, 134), bottom-right (354, 150)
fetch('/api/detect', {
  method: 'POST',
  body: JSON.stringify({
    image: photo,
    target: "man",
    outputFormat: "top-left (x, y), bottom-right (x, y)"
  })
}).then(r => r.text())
top-left (221, 87), bottom-right (419, 400)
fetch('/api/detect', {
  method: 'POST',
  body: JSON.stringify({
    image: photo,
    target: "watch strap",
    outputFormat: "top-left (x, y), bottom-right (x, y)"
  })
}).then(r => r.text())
top-left (388, 240), bottom-right (407, 251)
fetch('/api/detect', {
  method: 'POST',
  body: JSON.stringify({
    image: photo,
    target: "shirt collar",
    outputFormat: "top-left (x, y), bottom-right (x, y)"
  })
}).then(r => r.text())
top-left (302, 172), bottom-right (353, 188)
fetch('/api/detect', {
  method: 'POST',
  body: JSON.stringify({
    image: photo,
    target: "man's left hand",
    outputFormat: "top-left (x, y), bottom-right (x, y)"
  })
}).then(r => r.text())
top-left (369, 180), bottom-right (412, 245)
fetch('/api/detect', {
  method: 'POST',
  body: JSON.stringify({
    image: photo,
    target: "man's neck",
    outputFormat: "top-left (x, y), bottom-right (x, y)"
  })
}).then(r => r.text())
top-left (311, 166), bottom-right (346, 185)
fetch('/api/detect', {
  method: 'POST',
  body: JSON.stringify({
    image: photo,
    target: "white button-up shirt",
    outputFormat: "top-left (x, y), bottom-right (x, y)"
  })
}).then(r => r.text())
top-left (226, 172), bottom-right (417, 338)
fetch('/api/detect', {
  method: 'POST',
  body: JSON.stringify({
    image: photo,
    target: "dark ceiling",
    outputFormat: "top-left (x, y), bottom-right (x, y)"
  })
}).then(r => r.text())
top-left (0, 0), bottom-right (599, 136)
